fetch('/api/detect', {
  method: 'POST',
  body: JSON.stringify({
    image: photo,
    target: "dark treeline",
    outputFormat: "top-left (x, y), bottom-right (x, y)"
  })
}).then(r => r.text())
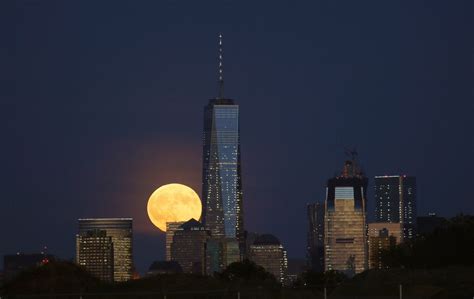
top-left (381, 214), bottom-right (474, 268)
top-left (2, 215), bottom-right (474, 298)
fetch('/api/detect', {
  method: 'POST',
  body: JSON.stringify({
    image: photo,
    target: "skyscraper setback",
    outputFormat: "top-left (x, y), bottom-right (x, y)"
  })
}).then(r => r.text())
top-left (374, 175), bottom-right (417, 240)
top-left (202, 34), bottom-right (244, 247)
top-left (324, 159), bottom-right (368, 275)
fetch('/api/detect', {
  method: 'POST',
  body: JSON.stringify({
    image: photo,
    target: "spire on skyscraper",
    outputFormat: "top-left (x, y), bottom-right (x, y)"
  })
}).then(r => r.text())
top-left (217, 33), bottom-right (224, 99)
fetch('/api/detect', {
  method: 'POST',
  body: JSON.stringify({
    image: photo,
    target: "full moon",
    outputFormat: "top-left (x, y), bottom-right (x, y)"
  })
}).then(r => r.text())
top-left (147, 183), bottom-right (202, 232)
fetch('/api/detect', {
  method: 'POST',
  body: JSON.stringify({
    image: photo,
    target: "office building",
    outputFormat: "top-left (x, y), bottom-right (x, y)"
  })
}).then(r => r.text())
top-left (368, 222), bottom-right (402, 243)
top-left (3, 252), bottom-right (55, 280)
top-left (166, 221), bottom-right (185, 261)
top-left (368, 228), bottom-right (396, 270)
top-left (77, 218), bottom-right (133, 282)
top-left (76, 230), bottom-right (114, 282)
top-left (367, 223), bottom-right (401, 269)
top-left (170, 219), bottom-right (210, 274)
top-left (249, 234), bottom-right (288, 284)
top-left (375, 175), bottom-right (417, 240)
top-left (205, 237), bottom-right (240, 275)
top-left (202, 34), bottom-right (244, 248)
top-left (205, 238), bottom-right (223, 275)
top-left (324, 159), bottom-right (368, 275)
top-left (307, 202), bottom-right (324, 272)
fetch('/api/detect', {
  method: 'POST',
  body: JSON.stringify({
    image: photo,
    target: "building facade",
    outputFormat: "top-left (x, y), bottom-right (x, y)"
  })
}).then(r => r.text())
top-left (205, 237), bottom-right (240, 275)
top-left (375, 175), bottom-right (417, 240)
top-left (307, 202), bottom-right (325, 272)
top-left (170, 219), bottom-right (210, 274)
top-left (367, 223), bottom-right (401, 269)
top-left (77, 218), bottom-right (133, 282)
top-left (76, 230), bottom-right (114, 282)
top-left (324, 160), bottom-right (368, 275)
top-left (249, 234), bottom-right (288, 284)
top-left (202, 34), bottom-right (244, 248)
top-left (368, 229), bottom-right (396, 270)
top-left (166, 221), bottom-right (185, 261)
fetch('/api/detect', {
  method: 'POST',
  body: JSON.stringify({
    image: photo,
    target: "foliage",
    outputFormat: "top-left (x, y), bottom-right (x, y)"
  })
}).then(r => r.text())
top-left (293, 270), bottom-right (347, 292)
top-left (381, 214), bottom-right (474, 269)
top-left (331, 266), bottom-right (474, 298)
top-left (1, 261), bottom-right (104, 295)
top-left (217, 259), bottom-right (278, 286)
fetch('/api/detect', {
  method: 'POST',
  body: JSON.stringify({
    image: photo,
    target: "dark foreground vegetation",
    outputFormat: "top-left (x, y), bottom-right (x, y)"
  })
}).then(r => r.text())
top-left (2, 215), bottom-right (473, 298)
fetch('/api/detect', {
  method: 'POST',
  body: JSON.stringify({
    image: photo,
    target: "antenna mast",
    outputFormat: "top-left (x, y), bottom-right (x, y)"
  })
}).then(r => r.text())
top-left (217, 33), bottom-right (224, 99)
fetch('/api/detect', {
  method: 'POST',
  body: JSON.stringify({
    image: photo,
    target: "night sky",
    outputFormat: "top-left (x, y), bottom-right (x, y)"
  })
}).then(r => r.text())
top-left (2, 0), bottom-right (473, 273)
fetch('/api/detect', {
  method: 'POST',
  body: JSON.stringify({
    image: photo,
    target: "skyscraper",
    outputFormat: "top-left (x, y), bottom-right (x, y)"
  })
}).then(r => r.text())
top-left (170, 219), bottom-right (210, 274)
top-left (249, 234), bottom-right (288, 284)
top-left (76, 230), bottom-right (114, 282)
top-left (166, 221), bottom-right (185, 261)
top-left (77, 218), bottom-right (133, 282)
top-left (205, 238), bottom-right (240, 275)
top-left (374, 175), bottom-right (417, 240)
top-left (306, 202), bottom-right (324, 272)
top-left (324, 159), bottom-right (368, 275)
top-left (202, 34), bottom-right (244, 247)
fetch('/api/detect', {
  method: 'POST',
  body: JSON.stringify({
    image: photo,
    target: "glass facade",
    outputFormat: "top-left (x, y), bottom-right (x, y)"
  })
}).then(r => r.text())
top-left (202, 99), bottom-right (243, 246)
top-left (374, 175), bottom-right (417, 240)
top-left (77, 218), bottom-right (133, 282)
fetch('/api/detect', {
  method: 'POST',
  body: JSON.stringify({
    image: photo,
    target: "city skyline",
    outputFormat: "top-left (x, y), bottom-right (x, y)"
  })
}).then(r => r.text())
top-left (2, 0), bottom-right (473, 274)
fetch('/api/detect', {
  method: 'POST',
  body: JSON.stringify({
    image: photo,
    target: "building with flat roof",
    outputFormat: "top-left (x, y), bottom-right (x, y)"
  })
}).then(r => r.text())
top-left (367, 223), bottom-right (401, 270)
top-left (368, 228), bottom-right (396, 270)
top-left (77, 218), bottom-right (133, 282)
top-left (374, 175), bottom-right (417, 240)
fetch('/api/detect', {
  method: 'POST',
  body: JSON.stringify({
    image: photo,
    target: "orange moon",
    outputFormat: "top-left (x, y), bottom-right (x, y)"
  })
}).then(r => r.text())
top-left (147, 183), bottom-right (202, 232)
